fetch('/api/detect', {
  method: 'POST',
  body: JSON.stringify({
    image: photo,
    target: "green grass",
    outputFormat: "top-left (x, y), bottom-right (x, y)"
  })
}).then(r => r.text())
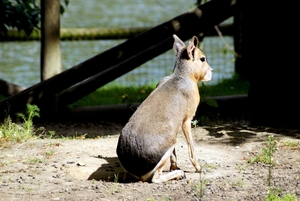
top-left (68, 74), bottom-right (249, 108)
top-left (0, 104), bottom-right (43, 143)
top-left (248, 135), bottom-right (299, 201)
top-left (203, 74), bottom-right (249, 97)
top-left (68, 83), bottom-right (157, 108)
top-left (0, 75), bottom-right (249, 108)
top-left (266, 190), bottom-right (300, 201)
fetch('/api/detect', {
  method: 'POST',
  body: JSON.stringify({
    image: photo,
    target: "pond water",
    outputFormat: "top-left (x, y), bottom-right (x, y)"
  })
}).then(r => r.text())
top-left (0, 0), bottom-right (234, 88)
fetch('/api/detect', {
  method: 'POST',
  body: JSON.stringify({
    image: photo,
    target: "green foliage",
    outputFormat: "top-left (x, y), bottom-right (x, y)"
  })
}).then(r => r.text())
top-left (193, 163), bottom-right (210, 200)
top-left (68, 75), bottom-right (249, 108)
top-left (248, 135), bottom-right (299, 200)
top-left (266, 189), bottom-right (299, 201)
top-left (0, 104), bottom-right (42, 143)
top-left (27, 157), bottom-right (42, 164)
top-left (17, 104), bottom-right (40, 134)
top-left (60, 0), bottom-right (69, 15)
top-left (281, 140), bottom-right (300, 147)
top-left (248, 135), bottom-right (278, 165)
top-left (204, 74), bottom-right (249, 97)
top-left (0, 0), bottom-right (69, 35)
top-left (69, 84), bottom-right (156, 108)
top-left (194, 173), bottom-right (207, 200)
top-left (0, 76), bottom-right (249, 106)
top-left (0, 0), bottom-right (40, 35)
top-left (113, 173), bottom-right (119, 183)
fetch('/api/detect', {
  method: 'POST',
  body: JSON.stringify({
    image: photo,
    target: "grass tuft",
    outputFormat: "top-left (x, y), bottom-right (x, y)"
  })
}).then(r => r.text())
top-left (0, 104), bottom-right (44, 144)
top-left (68, 74), bottom-right (249, 108)
top-left (249, 135), bottom-right (299, 200)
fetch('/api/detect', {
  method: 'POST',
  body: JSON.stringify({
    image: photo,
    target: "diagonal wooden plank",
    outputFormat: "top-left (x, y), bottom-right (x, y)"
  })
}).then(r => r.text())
top-left (0, 0), bottom-right (240, 120)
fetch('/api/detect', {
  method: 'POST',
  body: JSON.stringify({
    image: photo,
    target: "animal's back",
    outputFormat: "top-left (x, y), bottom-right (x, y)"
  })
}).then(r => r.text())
top-left (117, 76), bottom-right (198, 177)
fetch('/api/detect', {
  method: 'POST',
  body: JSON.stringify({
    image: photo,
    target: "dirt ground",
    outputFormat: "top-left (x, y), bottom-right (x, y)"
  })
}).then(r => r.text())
top-left (0, 120), bottom-right (300, 201)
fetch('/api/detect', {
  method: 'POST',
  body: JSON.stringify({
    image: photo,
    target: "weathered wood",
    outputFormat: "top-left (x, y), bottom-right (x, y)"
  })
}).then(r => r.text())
top-left (0, 0), bottom-right (240, 120)
top-left (56, 37), bottom-right (174, 106)
top-left (56, 24), bottom-right (234, 107)
top-left (56, 1), bottom-right (239, 107)
top-left (40, 0), bottom-right (62, 81)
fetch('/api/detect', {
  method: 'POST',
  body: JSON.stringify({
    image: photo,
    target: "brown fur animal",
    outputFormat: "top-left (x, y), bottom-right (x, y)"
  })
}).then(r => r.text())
top-left (116, 34), bottom-right (213, 183)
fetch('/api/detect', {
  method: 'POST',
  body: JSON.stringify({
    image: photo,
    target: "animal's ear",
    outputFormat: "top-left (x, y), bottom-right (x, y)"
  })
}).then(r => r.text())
top-left (173, 34), bottom-right (186, 57)
top-left (186, 36), bottom-right (199, 60)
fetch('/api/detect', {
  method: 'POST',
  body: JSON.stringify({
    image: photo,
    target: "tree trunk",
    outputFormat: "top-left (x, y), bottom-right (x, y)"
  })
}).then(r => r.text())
top-left (40, 0), bottom-right (61, 81)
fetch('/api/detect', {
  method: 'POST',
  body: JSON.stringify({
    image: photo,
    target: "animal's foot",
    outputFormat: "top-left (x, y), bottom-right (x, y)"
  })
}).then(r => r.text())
top-left (178, 170), bottom-right (186, 179)
top-left (195, 163), bottom-right (201, 172)
top-left (175, 169), bottom-right (186, 180)
top-left (195, 166), bottom-right (206, 174)
top-left (152, 169), bottom-right (185, 183)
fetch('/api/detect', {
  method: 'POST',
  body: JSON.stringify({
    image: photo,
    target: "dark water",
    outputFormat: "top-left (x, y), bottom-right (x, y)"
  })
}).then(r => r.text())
top-left (0, 0), bottom-right (234, 88)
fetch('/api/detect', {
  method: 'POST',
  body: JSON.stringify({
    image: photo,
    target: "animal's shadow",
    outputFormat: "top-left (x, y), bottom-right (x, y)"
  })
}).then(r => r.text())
top-left (87, 156), bottom-right (125, 182)
top-left (87, 155), bottom-right (181, 183)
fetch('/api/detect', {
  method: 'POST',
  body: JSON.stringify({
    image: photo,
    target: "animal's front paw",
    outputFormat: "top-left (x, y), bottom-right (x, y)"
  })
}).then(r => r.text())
top-left (195, 164), bottom-right (201, 172)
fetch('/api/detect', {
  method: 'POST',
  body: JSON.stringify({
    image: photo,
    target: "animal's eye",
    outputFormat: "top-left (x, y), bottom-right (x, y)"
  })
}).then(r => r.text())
top-left (200, 57), bottom-right (205, 62)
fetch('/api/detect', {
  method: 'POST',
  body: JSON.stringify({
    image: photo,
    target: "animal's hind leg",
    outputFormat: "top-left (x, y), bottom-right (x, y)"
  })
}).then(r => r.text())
top-left (152, 149), bottom-right (185, 183)
top-left (170, 147), bottom-right (179, 171)
top-left (152, 166), bottom-right (185, 183)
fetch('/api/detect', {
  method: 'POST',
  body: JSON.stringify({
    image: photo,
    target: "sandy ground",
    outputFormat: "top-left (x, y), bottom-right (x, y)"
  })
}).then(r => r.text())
top-left (0, 120), bottom-right (300, 201)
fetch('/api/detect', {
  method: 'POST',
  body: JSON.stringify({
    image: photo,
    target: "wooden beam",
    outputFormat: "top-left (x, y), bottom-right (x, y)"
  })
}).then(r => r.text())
top-left (0, 0), bottom-right (240, 120)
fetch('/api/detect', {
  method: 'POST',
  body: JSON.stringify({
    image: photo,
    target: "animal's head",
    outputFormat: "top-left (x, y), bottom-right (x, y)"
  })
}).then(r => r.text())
top-left (173, 34), bottom-right (213, 82)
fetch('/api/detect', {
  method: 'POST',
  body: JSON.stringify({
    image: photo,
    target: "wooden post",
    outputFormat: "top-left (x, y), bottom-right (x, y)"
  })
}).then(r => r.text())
top-left (40, 0), bottom-right (61, 81)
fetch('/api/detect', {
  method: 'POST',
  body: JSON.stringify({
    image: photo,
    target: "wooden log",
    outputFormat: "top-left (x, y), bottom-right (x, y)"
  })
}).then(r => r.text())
top-left (0, 0), bottom-right (240, 120)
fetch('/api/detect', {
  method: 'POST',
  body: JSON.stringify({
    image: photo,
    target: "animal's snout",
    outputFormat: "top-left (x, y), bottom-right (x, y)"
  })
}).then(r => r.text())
top-left (201, 66), bottom-right (213, 82)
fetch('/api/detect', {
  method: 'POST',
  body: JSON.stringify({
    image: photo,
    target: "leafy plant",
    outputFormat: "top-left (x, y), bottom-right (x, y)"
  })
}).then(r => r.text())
top-left (0, 0), bottom-right (69, 35)
top-left (248, 135), bottom-right (278, 165)
top-left (27, 157), bottom-right (42, 164)
top-left (281, 140), bottom-right (300, 148)
top-left (266, 189), bottom-right (299, 201)
top-left (17, 104), bottom-right (40, 135)
top-left (249, 135), bottom-right (299, 200)
top-left (0, 104), bottom-right (43, 143)
top-left (114, 173), bottom-right (119, 183)
top-left (0, 0), bottom-right (40, 35)
top-left (193, 166), bottom-right (208, 200)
